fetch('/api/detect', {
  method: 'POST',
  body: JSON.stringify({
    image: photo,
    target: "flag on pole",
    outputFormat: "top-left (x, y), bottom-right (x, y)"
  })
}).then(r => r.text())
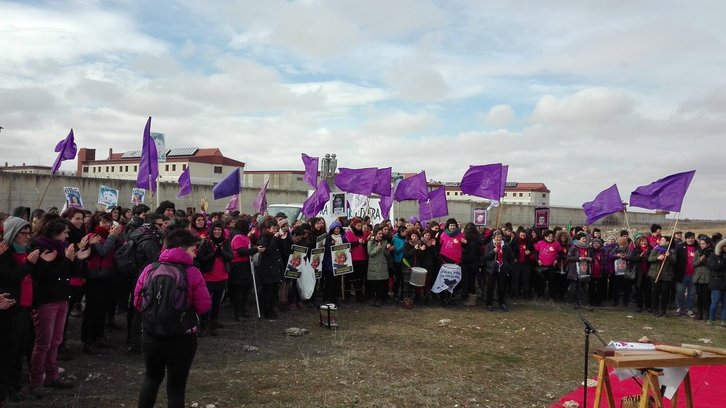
top-left (213, 168), bottom-right (241, 199)
top-left (135, 117), bottom-right (159, 192)
top-left (372, 167), bottom-right (392, 197)
top-left (582, 184), bottom-right (624, 225)
top-left (176, 167), bottom-right (192, 198)
top-left (393, 171), bottom-right (428, 202)
top-left (303, 180), bottom-right (331, 218)
top-left (225, 195), bottom-right (239, 212)
top-left (301, 153), bottom-right (318, 188)
top-left (51, 129), bottom-right (77, 174)
top-left (418, 186), bottom-right (448, 221)
top-left (460, 163), bottom-right (505, 200)
top-left (499, 165), bottom-right (509, 199)
top-left (629, 170), bottom-right (696, 212)
top-left (334, 167), bottom-right (378, 196)
top-left (252, 179), bottom-right (270, 213)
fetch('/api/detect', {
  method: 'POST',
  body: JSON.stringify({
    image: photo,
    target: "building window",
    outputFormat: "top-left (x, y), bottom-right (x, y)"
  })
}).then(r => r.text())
top-left (214, 166), bottom-right (223, 174)
top-left (105, 166), bottom-right (109, 172)
top-left (519, 193), bottom-right (523, 197)
top-left (542, 193), bottom-right (547, 198)
top-left (172, 164), bottom-right (176, 171)
top-left (111, 166), bottom-right (114, 172)
top-left (182, 164), bottom-right (187, 170)
top-left (165, 164), bottom-right (169, 171)
top-left (125, 166), bottom-right (129, 172)
top-left (82, 166), bottom-right (88, 173)
top-left (528, 193), bottom-right (531, 197)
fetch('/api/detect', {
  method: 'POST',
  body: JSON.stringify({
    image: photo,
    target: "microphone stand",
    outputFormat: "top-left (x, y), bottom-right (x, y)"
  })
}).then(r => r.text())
top-left (579, 312), bottom-right (606, 408)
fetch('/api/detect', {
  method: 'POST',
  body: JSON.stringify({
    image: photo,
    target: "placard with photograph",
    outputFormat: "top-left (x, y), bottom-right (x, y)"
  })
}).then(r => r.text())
top-left (331, 243), bottom-right (353, 276)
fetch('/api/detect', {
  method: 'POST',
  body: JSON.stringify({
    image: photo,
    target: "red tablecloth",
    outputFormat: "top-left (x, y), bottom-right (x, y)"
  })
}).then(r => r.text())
top-left (552, 365), bottom-right (726, 407)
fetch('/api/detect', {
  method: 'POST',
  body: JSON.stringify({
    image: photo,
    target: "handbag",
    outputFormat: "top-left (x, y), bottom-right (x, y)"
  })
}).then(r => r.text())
top-left (624, 264), bottom-right (637, 281)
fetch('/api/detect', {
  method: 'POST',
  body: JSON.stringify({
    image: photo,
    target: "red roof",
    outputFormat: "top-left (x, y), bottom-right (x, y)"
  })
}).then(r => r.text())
top-left (79, 147), bottom-right (244, 167)
top-left (505, 183), bottom-right (550, 193)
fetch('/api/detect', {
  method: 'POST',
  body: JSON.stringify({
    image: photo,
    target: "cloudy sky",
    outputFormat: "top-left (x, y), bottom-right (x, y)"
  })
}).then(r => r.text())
top-left (2, 0), bottom-right (725, 219)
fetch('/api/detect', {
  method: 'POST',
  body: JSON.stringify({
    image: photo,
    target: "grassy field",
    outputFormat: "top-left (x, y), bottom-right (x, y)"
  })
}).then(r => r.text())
top-left (25, 298), bottom-right (726, 408)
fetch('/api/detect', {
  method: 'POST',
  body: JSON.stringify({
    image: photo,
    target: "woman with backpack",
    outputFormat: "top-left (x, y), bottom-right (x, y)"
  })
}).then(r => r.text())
top-left (133, 228), bottom-right (211, 408)
top-left (195, 222), bottom-right (233, 336)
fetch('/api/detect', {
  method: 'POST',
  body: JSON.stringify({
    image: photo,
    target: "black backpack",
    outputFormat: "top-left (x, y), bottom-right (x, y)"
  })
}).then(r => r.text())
top-left (139, 262), bottom-right (199, 339)
top-left (114, 237), bottom-right (139, 278)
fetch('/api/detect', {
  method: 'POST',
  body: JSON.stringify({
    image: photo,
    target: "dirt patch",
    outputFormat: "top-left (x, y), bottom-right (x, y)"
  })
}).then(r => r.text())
top-left (22, 300), bottom-right (726, 407)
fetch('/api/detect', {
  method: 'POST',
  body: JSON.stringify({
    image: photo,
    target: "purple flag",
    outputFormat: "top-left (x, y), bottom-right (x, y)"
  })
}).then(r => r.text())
top-left (460, 163), bottom-right (504, 200)
top-left (303, 180), bottom-right (331, 218)
top-left (176, 167), bottom-right (192, 198)
top-left (135, 117), bottom-right (159, 192)
top-left (225, 195), bottom-right (238, 212)
top-left (393, 171), bottom-right (428, 202)
top-left (372, 167), bottom-right (392, 197)
top-left (252, 179), bottom-right (270, 213)
top-left (582, 184), bottom-right (625, 225)
top-left (500, 165), bottom-right (509, 199)
top-left (418, 186), bottom-right (448, 220)
top-left (629, 170), bottom-right (696, 212)
top-left (335, 167), bottom-right (378, 196)
top-left (301, 153), bottom-right (318, 188)
top-left (213, 168), bottom-right (241, 200)
top-left (51, 129), bottom-right (77, 174)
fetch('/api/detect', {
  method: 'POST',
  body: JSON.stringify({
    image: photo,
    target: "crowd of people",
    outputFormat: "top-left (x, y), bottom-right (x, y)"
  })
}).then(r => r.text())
top-left (1, 201), bottom-right (725, 407)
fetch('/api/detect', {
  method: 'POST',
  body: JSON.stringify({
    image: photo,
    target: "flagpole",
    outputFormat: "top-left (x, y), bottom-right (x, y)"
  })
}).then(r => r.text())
top-left (495, 201), bottom-right (504, 230)
top-left (156, 177), bottom-right (160, 210)
top-left (622, 204), bottom-right (632, 232)
top-left (36, 174), bottom-right (56, 210)
top-left (654, 212), bottom-right (680, 283)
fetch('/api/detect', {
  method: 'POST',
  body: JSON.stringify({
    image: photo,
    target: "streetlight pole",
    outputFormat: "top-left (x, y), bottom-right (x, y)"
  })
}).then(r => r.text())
top-left (321, 153), bottom-right (337, 189)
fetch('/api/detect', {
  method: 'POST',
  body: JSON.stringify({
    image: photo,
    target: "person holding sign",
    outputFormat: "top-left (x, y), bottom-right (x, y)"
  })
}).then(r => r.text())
top-left (367, 227), bottom-right (390, 306)
top-left (322, 221), bottom-right (347, 304)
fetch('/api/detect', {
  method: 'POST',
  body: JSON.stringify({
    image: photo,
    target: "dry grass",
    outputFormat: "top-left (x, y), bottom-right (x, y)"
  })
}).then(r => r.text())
top-left (34, 299), bottom-right (726, 407)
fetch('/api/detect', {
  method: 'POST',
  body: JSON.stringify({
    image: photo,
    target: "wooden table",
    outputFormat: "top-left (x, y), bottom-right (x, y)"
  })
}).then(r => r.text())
top-left (592, 349), bottom-right (726, 408)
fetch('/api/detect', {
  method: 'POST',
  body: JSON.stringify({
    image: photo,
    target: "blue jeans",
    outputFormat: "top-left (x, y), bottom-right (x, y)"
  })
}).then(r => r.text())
top-left (709, 289), bottom-right (726, 321)
top-left (675, 275), bottom-right (695, 311)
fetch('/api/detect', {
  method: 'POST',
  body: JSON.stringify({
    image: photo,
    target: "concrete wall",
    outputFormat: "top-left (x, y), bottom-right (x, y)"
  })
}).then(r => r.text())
top-left (0, 173), bottom-right (665, 229)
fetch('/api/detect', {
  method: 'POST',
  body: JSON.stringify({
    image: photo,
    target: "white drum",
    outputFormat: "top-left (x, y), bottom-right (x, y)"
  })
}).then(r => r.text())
top-left (409, 267), bottom-right (428, 287)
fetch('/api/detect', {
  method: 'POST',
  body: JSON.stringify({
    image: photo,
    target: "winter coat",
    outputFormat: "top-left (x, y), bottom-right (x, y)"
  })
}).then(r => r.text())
top-left (648, 247), bottom-right (677, 282)
top-left (674, 243), bottom-right (698, 283)
top-left (29, 236), bottom-right (79, 306)
top-left (133, 247), bottom-right (211, 315)
top-left (367, 238), bottom-right (389, 281)
top-left (346, 228), bottom-right (370, 262)
top-left (707, 239), bottom-right (726, 291)
top-left (129, 225), bottom-right (163, 276)
top-left (257, 233), bottom-right (285, 285)
top-left (482, 241), bottom-right (514, 274)
top-left (567, 244), bottom-right (592, 281)
top-left (0, 248), bottom-right (34, 311)
top-left (692, 248), bottom-right (711, 285)
top-left (85, 232), bottom-right (120, 280)
top-left (461, 235), bottom-right (482, 269)
top-left (229, 234), bottom-right (257, 286)
top-left (196, 238), bottom-right (233, 283)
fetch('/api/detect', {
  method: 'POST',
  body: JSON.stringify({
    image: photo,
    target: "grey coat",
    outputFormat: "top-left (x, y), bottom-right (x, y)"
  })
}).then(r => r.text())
top-left (367, 239), bottom-right (389, 281)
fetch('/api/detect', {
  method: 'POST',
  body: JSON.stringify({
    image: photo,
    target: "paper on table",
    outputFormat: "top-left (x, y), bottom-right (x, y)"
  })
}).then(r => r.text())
top-left (607, 341), bottom-right (656, 351)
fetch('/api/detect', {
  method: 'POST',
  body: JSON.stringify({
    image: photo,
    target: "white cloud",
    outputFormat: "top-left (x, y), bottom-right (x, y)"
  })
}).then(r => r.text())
top-left (484, 105), bottom-right (515, 127)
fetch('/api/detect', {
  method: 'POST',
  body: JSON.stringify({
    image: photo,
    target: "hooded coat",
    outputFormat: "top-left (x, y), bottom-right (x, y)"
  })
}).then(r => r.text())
top-left (707, 239), bottom-right (726, 291)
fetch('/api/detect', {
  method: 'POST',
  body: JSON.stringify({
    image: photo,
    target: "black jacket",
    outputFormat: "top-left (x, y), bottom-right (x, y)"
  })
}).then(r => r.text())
top-left (482, 241), bottom-right (514, 274)
top-left (196, 238), bottom-right (233, 273)
top-left (0, 248), bottom-right (34, 311)
top-left (29, 238), bottom-right (79, 306)
top-left (257, 233), bottom-right (285, 285)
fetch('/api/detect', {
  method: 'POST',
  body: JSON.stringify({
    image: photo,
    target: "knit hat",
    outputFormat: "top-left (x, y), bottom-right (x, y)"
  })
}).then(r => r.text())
top-left (634, 233), bottom-right (645, 243)
top-left (3, 216), bottom-right (30, 244)
top-left (590, 238), bottom-right (603, 246)
top-left (329, 220), bottom-right (342, 233)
